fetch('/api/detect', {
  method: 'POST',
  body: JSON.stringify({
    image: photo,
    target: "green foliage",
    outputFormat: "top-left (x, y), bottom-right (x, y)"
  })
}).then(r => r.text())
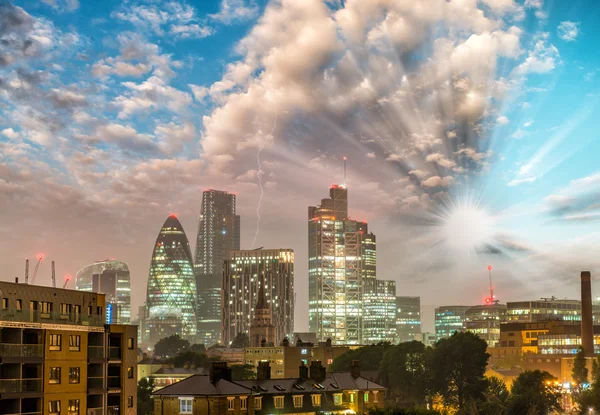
top-left (189, 343), bottom-right (206, 353)
top-left (153, 334), bottom-right (189, 358)
top-left (167, 350), bottom-right (216, 369)
top-left (573, 346), bottom-right (589, 388)
top-left (329, 342), bottom-right (392, 371)
top-left (230, 364), bottom-right (256, 380)
top-left (477, 377), bottom-right (510, 415)
top-left (231, 332), bottom-right (250, 348)
top-left (137, 377), bottom-right (154, 415)
top-left (368, 408), bottom-right (440, 415)
top-left (430, 331), bottom-right (490, 411)
top-left (379, 341), bottom-right (433, 406)
top-left (507, 370), bottom-right (562, 415)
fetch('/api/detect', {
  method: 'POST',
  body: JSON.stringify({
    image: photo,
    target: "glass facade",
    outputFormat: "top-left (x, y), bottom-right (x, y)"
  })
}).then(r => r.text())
top-left (507, 299), bottom-right (600, 323)
top-left (396, 296), bottom-right (421, 343)
top-left (435, 305), bottom-right (470, 340)
top-left (364, 279), bottom-right (397, 344)
top-left (194, 190), bottom-right (240, 346)
top-left (146, 214), bottom-right (197, 345)
top-left (538, 334), bottom-right (600, 355)
top-left (222, 249), bottom-right (294, 346)
top-left (75, 260), bottom-right (131, 324)
top-left (464, 304), bottom-right (507, 347)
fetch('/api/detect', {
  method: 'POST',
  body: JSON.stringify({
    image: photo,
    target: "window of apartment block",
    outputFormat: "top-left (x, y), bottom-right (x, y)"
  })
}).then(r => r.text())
top-left (364, 392), bottom-right (369, 403)
top-left (69, 335), bottom-right (80, 351)
top-left (16, 299), bottom-right (22, 310)
top-left (60, 303), bottom-right (72, 314)
top-left (274, 396), bottom-right (284, 409)
top-left (293, 395), bottom-right (303, 408)
top-left (327, 358), bottom-right (333, 365)
top-left (48, 400), bottom-right (61, 414)
top-left (128, 367), bottom-right (134, 378)
top-left (1, 298), bottom-right (7, 309)
top-left (41, 301), bottom-right (52, 313)
top-left (179, 397), bottom-right (193, 414)
top-left (333, 393), bottom-right (343, 406)
top-left (227, 397), bottom-right (235, 411)
top-left (128, 337), bottom-right (134, 349)
top-left (128, 396), bottom-right (134, 408)
top-left (88, 305), bottom-right (92, 315)
top-left (373, 391), bottom-right (379, 403)
top-left (276, 369), bottom-right (283, 375)
top-left (49, 334), bottom-right (62, 351)
top-left (68, 399), bottom-right (80, 415)
top-left (311, 394), bottom-right (321, 407)
top-left (240, 397), bottom-right (248, 410)
top-left (69, 367), bottom-right (80, 384)
top-left (349, 393), bottom-right (355, 403)
top-left (49, 367), bottom-right (61, 384)
top-left (97, 306), bottom-right (102, 315)
top-left (254, 397), bottom-right (262, 410)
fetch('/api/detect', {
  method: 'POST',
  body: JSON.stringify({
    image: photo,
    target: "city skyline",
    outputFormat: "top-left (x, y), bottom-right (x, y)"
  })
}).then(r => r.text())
top-left (2, 0), bottom-right (600, 335)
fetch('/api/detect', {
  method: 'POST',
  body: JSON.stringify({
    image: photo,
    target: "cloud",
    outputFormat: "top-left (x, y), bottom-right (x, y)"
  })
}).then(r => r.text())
top-left (425, 153), bottom-right (456, 169)
top-left (557, 21), bottom-right (580, 42)
top-left (41, 0), bottom-right (79, 12)
top-left (2, 128), bottom-right (20, 140)
top-left (210, 0), bottom-right (259, 24)
top-left (496, 116), bottom-right (509, 125)
top-left (508, 176), bottom-right (536, 186)
top-left (421, 175), bottom-right (455, 188)
top-left (114, 76), bottom-right (192, 118)
top-left (155, 122), bottom-right (196, 154)
top-left (543, 172), bottom-right (600, 221)
top-left (512, 37), bottom-right (559, 77)
top-left (95, 123), bottom-right (159, 154)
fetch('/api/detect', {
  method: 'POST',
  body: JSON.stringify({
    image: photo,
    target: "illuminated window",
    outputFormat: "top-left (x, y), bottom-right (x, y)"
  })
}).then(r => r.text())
top-left (69, 335), bottom-right (80, 351)
top-left (128, 396), bottom-right (134, 408)
top-left (227, 397), bottom-right (235, 411)
top-left (68, 399), bottom-right (80, 415)
top-left (49, 367), bottom-right (61, 384)
top-left (293, 395), bottom-right (303, 408)
top-left (128, 367), bottom-right (134, 378)
top-left (364, 392), bottom-right (370, 403)
top-left (254, 396), bottom-right (262, 409)
top-left (16, 299), bottom-right (22, 310)
top-left (240, 397), bottom-right (248, 410)
top-left (374, 391), bottom-right (379, 403)
top-left (333, 393), bottom-right (343, 405)
top-left (349, 392), bottom-right (355, 403)
top-left (274, 396), bottom-right (284, 409)
top-left (1, 298), bottom-right (7, 309)
top-left (69, 367), bottom-right (80, 384)
top-left (312, 394), bottom-right (321, 407)
top-left (48, 400), bottom-right (61, 414)
top-left (128, 338), bottom-right (135, 349)
top-left (179, 397), bottom-right (193, 414)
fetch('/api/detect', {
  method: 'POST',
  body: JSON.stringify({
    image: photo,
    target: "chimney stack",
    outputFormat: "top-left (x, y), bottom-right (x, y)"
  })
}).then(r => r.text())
top-left (299, 363), bottom-right (309, 380)
top-left (581, 271), bottom-right (594, 357)
top-left (310, 361), bottom-right (326, 382)
top-left (210, 361), bottom-right (232, 384)
top-left (351, 360), bottom-right (361, 379)
top-left (257, 361), bottom-right (271, 380)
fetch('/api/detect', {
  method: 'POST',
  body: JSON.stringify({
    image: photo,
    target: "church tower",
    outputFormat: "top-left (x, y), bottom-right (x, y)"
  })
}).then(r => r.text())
top-left (249, 276), bottom-right (275, 347)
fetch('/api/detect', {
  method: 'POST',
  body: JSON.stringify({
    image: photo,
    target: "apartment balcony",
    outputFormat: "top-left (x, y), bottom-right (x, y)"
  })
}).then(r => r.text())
top-left (87, 408), bottom-right (104, 415)
top-left (108, 347), bottom-right (121, 360)
top-left (107, 406), bottom-right (120, 415)
top-left (87, 377), bottom-right (105, 390)
top-left (0, 378), bottom-right (42, 394)
top-left (107, 376), bottom-right (121, 390)
top-left (0, 344), bottom-right (43, 360)
top-left (5, 412), bottom-right (42, 415)
top-left (88, 346), bottom-right (105, 359)
top-left (0, 310), bottom-right (104, 327)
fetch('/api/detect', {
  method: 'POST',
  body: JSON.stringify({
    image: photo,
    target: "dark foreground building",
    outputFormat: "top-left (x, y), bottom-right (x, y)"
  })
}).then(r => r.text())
top-left (153, 361), bottom-right (386, 415)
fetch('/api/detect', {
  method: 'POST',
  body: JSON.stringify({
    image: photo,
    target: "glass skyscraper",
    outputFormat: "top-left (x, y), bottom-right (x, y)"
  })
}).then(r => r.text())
top-left (435, 305), bottom-right (470, 340)
top-left (222, 249), bottom-right (294, 347)
top-left (145, 214), bottom-right (197, 345)
top-left (396, 296), bottom-right (421, 343)
top-left (194, 190), bottom-right (240, 346)
top-left (75, 260), bottom-right (131, 324)
top-left (364, 279), bottom-right (397, 344)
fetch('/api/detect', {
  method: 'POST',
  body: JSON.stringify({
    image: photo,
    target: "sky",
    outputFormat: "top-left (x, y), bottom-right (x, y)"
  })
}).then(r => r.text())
top-left (2, 0), bottom-right (600, 333)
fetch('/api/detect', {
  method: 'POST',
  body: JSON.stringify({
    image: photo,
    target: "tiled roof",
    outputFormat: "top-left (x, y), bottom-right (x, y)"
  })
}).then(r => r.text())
top-left (138, 357), bottom-right (165, 365)
top-left (153, 373), bottom-right (385, 397)
top-left (153, 367), bottom-right (206, 375)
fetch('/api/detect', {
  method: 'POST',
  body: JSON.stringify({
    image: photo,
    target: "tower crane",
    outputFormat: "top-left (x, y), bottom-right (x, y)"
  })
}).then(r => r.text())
top-left (63, 275), bottom-right (71, 289)
top-left (30, 255), bottom-right (43, 284)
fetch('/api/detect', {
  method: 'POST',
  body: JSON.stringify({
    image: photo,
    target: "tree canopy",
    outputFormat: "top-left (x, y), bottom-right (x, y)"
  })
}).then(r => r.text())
top-left (231, 364), bottom-right (256, 380)
top-left (137, 377), bottom-right (154, 415)
top-left (231, 332), bottom-right (250, 348)
top-left (329, 342), bottom-right (392, 371)
top-left (507, 370), bottom-right (562, 415)
top-left (153, 334), bottom-right (189, 358)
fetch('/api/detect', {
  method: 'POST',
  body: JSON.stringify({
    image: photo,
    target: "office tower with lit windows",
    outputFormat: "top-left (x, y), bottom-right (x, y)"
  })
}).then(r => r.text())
top-left (145, 214), bottom-right (197, 345)
top-left (222, 249), bottom-right (294, 347)
top-left (194, 190), bottom-right (240, 346)
top-left (435, 305), bottom-right (470, 340)
top-left (75, 260), bottom-right (132, 324)
top-left (364, 279), bottom-right (397, 344)
top-left (465, 303), bottom-right (507, 347)
top-left (396, 296), bottom-right (421, 343)
top-left (309, 182), bottom-right (389, 344)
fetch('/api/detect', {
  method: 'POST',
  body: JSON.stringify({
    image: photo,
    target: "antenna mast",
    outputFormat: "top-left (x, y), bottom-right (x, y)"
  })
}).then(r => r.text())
top-left (488, 265), bottom-right (494, 301)
top-left (51, 261), bottom-right (56, 288)
top-left (25, 259), bottom-right (29, 284)
top-left (343, 156), bottom-right (347, 188)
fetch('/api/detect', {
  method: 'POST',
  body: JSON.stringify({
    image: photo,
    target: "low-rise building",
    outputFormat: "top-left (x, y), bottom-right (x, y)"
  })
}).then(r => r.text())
top-left (137, 356), bottom-right (206, 390)
top-left (0, 280), bottom-right (137, 415)
top-left (153, 360), bottom-right (386, 415)
top-left (206, 347), bottom-right (245, 365)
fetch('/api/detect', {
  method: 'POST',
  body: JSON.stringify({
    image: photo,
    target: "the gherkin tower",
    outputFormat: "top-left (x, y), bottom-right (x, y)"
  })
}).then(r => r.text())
top-left (146, 214), bottom-right (197, 344)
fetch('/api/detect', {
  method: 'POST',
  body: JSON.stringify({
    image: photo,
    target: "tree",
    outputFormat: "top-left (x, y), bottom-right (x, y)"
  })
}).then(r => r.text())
top-left (379, 341), bottom-right (433, 406)
top-left (231, 364), bottom-right (256, 380)
top-left (329, 342), bottom-right (391, 372)
top-left (507, 370), bottom-right (562, 415)
top-left (167, 350), bottom-right (216, 370)
top-left (153, 335), bottom-right (189, 358)
top-left (573, 346), bottom-right (589, 390)
top-left (231, 332), bottom-right (250, 348)
top-left (478, 377), bottom-right (510, 415)
top-left (137, 377), bottom-right (154, 415)
top-left (189, 343), bottom-right (206, 353)
top-left (368, 408), bottom-right (440, 415)
top-left (430, 331), bottom-right (490, 411)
